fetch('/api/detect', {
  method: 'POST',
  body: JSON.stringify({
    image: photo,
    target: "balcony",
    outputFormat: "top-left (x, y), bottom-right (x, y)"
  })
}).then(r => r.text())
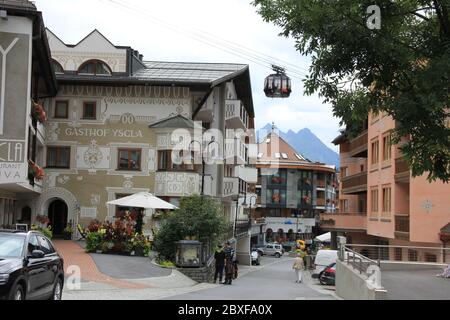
top-left (395, 158), bottom-right (410, 183)
top-left (225, 138), bottom-right (246, 165)
top-left (319, 212), bottom-right (367, 231)
top-left (223, 177), bottom-right (247, 197)
top-left (395, 214), bottom-right (410, 240)
top-left (341, 171), bottom-right (367, 194)
top-left (225, 99), bottom-right (249, 130)
top-left (348, 130), bottom-right (368, 158)
top-left (155, 171), bottom-right (212, 197)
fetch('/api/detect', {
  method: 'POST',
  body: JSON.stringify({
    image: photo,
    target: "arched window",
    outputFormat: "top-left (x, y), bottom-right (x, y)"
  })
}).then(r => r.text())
top-left (52, 60), bottom-right (64, 74)
top-left (78, 59), bottom-right (112, 76)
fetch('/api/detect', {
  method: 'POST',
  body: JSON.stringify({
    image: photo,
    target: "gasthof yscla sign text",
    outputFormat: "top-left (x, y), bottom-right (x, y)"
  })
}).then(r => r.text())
top-left (65, 128), bottom-right (143, 138)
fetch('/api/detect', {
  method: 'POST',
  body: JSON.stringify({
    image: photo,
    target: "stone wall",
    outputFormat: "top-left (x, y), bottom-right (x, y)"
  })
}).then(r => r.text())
top-left (177, 263), bottom-right (215, 283)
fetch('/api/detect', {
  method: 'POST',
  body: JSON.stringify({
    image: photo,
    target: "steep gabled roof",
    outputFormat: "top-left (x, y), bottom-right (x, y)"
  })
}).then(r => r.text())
top-left (257, 131), bottom-right (311, 164)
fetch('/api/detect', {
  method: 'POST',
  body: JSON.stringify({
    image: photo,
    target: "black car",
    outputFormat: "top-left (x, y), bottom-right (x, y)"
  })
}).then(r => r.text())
top-left (0, 230), bottom-right (64, 300)
top-left (319, 262), bottom-right (336, 286)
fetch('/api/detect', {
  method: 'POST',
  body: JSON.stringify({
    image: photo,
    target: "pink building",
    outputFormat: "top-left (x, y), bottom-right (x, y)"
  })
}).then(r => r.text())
top-left (322, 113), bottom-right (450, 263)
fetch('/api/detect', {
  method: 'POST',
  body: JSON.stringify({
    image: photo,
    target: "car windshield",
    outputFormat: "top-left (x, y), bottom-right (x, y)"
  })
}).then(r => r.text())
top-left (0, 234), bottom-right (24, 258)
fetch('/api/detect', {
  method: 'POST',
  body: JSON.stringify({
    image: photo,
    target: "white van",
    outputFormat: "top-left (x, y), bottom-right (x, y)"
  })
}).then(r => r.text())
top-left (312, 250), bottom-right (338, 277)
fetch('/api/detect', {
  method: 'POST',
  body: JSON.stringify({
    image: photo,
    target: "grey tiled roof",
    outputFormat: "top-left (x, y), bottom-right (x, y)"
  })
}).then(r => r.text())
top-left (132, 61), bottom-right (248, 84)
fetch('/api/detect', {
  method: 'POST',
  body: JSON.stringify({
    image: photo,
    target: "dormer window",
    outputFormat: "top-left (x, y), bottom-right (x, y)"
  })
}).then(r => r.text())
top-left (52, 60), bottom-right (64, 74)
top-left (78, 59), bottom-right (112, 76)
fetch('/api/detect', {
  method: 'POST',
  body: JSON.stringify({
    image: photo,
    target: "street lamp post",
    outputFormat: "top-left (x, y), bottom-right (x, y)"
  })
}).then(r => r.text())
top-left (189, 138), bottom-right (218, 197)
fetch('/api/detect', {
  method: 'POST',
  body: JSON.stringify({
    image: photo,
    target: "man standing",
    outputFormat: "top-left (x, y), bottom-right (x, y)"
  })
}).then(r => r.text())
top-left (223, 242), bottom-right (234, 285)
top-left (214, 245), bottom-right (225, 284)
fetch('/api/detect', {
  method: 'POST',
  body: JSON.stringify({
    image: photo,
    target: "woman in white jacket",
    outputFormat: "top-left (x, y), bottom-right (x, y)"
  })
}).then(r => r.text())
top-left (292, 253), bottom-right (305, 283)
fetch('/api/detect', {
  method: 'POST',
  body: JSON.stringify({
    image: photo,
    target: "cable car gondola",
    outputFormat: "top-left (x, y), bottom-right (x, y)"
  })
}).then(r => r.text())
top-left (264, 65), bottom-right (292, 98)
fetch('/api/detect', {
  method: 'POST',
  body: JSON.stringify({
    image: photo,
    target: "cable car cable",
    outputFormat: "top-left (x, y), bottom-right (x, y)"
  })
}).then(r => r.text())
top-left (99, 0), bottom-right (309, 79)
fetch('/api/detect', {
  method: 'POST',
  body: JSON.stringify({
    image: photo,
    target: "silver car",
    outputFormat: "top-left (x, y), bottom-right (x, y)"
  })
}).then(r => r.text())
top-left (259, 243), bottom-right (284, 258)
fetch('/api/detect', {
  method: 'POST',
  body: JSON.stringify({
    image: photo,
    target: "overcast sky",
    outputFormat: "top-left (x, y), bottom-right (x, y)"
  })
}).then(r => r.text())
top-left (36, 0), bottom-right (341, 151)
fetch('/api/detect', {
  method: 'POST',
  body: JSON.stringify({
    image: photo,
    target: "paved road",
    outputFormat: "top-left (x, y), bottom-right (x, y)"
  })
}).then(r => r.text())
top-left (90, 253), bottom-right (171, 279)
top-left (382, 268), bottom-right (450, 300)
top-left (164, 256), bottom-right (336, 300)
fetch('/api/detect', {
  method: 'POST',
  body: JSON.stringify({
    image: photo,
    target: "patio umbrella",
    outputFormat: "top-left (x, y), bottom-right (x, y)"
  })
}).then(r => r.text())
top-left (106, 192), bottom-right (178, 233)
top-left (314, 232), bottom-right (331, 243)
top-left (106, 192), bottom-right (178, 210)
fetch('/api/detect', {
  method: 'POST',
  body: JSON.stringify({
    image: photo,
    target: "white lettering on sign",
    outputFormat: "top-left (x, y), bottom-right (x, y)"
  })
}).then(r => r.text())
top-left (0, 162), bottom-right (25, 183)
top-left (65, 128), bottom-right (143, 138)
top-left (0, 38), bottom-right (20, 135)
top-left (0, 141), bottom-right (24, 162)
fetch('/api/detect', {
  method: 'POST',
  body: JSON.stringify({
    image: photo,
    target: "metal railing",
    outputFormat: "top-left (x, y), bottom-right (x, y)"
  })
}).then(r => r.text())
top-left (339, 245), bottom-right (380, 276)
top-left (345, 244), bottom-right (450, 264)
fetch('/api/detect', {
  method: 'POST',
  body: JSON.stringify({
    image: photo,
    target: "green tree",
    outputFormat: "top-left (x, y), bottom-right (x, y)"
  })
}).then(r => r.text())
top-left (153, 195), bottom-right (230, 261)
top-left (253, 0), bottom-right (450, 182)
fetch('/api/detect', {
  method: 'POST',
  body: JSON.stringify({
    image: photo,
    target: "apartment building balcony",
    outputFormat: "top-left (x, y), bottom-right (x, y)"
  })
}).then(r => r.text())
top-left (341, 171), bottom-right (367, 194)
top-left (320, 212), bottom-right (367, 232)
top-left (225, 139), bottom-right (247, 165)
top-left (348, 130), bottom-right (368, 158)
top-left (395, 214), bottom-right (410, 241)
top-left (395, 158), bottom-right (410, 183)
top-left (155, 171), bottom-right (213, 197)
top-left (223, 177), bottom-right (247, 198)
top-left (225, 99), bottom-right (249, 130)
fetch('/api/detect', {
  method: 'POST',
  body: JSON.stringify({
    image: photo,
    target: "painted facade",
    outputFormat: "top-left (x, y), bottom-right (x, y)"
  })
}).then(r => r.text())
top-left (0, 2), bottom-right (257, 264)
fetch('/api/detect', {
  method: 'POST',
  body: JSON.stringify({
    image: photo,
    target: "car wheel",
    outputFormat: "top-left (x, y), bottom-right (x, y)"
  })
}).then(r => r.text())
top-left (50, 278), bottom-right (63, 300)
top-left (275, 253), bottom-right (281, 258)
top-left (10, 283), bottom-right (25, 301)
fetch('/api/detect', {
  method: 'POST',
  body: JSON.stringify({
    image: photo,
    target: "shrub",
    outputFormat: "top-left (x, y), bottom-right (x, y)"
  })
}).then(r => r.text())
top-left (31, 224), bottom-right (53, 239)
top-left (153, 195), bottom-right (228, 261)
top-left (85, 232), bottom-right (103, 253)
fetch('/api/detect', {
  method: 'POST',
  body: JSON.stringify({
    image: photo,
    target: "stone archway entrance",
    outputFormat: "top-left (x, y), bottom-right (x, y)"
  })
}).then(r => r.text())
top-left (48, 199), bottom-right (68, 237)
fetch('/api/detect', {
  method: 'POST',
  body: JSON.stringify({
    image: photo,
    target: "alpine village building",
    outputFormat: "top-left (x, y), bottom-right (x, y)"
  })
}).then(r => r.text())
top-left (324, 114), bottom-right (450, 263)
top-left (0, 0), bottom-right (257, 264)
top-left (251, 128), bottom-right (338, 248)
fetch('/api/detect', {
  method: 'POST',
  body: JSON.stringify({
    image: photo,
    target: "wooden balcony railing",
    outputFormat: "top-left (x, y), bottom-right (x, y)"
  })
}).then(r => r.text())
top-left (348, 130), bottom-right (368, 158)
top-left (395, 158), bottom-right (410, 183)
top-left (342, 171), bottom-right (367, 194)
top-left (395, 215), bottom-right (410, 240)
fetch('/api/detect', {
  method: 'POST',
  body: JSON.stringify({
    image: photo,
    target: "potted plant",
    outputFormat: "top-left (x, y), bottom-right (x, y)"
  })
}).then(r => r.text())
top-left (132, 233), bottom-right (151, 257)
top-left (63, 226), bottom-right (73, 240)
top-left (31, 100), bottom-right (47, 123)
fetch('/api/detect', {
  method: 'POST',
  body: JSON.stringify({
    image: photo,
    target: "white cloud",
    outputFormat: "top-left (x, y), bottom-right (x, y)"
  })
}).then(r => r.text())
top-left (35, 0), bottom-right (341, 151)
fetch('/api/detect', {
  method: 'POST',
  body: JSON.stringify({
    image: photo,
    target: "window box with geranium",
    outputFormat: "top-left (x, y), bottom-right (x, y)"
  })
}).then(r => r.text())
top-left (28, 160), bottom-right (44, 182)
top-left (31, 100), bottom-right (47, 124)
top-left (272, 193), bottom-right (281, 203)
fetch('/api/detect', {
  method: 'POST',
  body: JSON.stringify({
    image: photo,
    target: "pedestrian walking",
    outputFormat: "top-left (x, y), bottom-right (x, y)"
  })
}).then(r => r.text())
top-left (213, 245), bottom-right (225, 284)
top-left (292, 253), bottom-right (304, 283)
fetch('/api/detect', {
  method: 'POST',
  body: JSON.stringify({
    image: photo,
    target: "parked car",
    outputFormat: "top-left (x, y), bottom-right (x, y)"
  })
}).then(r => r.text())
top-left (319, 262), bottom-right (336, 286)
top-left (251, 248), bottom-right (261, 265)
top-left (259, 243), bottom-right (284, 258)
top-left (0, 230), bottom-right (64, 300)
top-left (311, 249), bottom-right (338, 278)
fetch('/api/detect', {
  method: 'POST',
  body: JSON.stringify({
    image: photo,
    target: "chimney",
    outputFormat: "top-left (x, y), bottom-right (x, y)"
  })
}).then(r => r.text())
top-left (139, 54), bottom-right (143, 61)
